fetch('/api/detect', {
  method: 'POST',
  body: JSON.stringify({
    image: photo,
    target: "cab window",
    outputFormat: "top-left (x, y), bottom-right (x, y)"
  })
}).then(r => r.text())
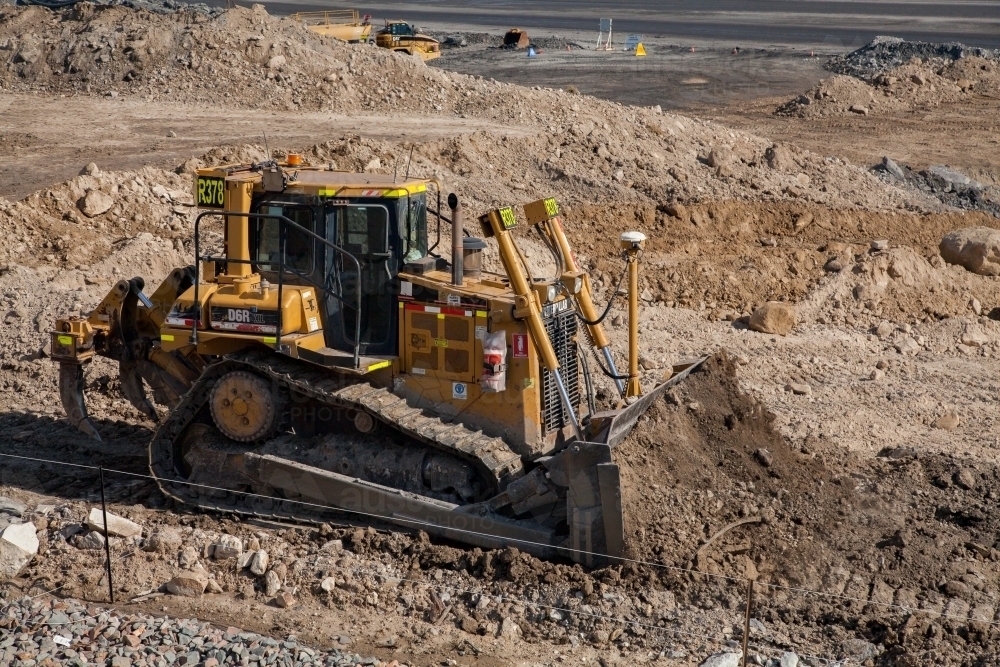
top-left (252, 205), bottom-right (315, 273)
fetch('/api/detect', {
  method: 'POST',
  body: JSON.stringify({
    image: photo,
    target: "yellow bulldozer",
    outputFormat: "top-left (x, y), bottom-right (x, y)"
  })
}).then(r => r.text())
top-left (375, 20), bottom-right (441, 61)
top-left (50, 155), bottom-right (701, 563)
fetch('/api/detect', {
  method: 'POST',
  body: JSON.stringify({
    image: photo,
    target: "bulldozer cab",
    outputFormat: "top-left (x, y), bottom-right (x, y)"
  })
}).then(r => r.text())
top-left (243, 177), bottom-right (431, 358)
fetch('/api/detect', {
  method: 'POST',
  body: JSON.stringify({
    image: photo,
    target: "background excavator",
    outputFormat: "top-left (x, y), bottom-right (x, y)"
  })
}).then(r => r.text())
top-left (50, 154), bottom-right (701, 564)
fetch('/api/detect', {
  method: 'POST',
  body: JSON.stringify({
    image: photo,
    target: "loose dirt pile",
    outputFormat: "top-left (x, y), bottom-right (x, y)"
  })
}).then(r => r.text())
top-left (617, 352), bottom-right (1000, 665)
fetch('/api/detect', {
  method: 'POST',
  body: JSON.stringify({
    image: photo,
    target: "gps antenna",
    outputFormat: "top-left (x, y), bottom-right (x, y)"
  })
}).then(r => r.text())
top-left (403, 145), bottom-right (415, 181)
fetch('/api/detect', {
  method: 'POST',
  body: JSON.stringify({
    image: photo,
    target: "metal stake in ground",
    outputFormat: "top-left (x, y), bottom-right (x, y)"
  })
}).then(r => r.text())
top-left (99, 465), bottom-right (114, 604)
top-left (742, 577), bottom-right (755, 667)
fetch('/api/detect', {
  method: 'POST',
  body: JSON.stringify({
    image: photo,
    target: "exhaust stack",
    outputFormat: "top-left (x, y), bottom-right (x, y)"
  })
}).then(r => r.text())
top-left (449, 193), bottom-right (463, 286)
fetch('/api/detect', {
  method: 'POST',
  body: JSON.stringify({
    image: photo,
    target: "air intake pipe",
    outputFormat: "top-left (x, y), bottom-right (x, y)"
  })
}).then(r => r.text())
top-left (449, 193), bottom-right (463, 286)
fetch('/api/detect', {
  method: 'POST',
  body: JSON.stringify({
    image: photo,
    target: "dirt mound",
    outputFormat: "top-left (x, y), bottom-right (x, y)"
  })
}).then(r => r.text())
top-left (777, 57), bottom-right (1000, 119)
top-left (827, 35), bottom-right (1000, 82)
top-left (615, 352), bottom-right (1000, 664)
top-left (618, 352), bottom-right (844, 576)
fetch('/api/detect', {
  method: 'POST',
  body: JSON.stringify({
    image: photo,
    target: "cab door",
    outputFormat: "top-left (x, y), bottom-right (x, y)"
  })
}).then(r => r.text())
top-left (323, 203), bottom-right (397, 356)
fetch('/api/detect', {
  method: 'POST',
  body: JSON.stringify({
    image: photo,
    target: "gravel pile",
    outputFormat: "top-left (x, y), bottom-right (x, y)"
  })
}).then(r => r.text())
top-left (827, 35), bottom-right (1000, 82)
top-left (872, 158), bottom-right (1000, 218)
top-left (0, 596), bottom-right (384, 667)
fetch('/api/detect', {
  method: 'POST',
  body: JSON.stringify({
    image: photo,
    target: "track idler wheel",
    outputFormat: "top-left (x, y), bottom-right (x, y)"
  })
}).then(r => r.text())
top-left (209, 370), bottom-right (281, 442)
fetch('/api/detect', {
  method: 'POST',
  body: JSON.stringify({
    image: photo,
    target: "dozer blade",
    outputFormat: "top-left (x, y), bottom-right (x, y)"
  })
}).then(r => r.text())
top-left (120, 360), bottom-right (159, 422)
top-left (58, 363), bottom-right (101, 442)
top-left (591, 356), bottom-right (708, 449)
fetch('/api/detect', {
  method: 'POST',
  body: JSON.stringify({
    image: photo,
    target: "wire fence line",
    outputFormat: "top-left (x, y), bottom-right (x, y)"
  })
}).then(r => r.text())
top-left (0, 449), bottom-right (991, 666)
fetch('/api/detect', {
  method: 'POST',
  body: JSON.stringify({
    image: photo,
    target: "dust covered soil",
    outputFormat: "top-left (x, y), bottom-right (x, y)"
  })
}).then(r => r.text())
top-left (3, 4), bottom-right (1000, 667)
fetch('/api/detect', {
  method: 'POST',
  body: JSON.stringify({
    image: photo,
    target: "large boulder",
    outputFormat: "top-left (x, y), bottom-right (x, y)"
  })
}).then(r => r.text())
top-left (77, 190), bottom-right (115, 218)
top-left (940, 228), bottom-right (1000, 276)
top-left (0, 523), bottom-right (39, 578)
top-left (165, 571), bottom-right (208, 597)
top-left (749, 301), bottom-right (797, 336)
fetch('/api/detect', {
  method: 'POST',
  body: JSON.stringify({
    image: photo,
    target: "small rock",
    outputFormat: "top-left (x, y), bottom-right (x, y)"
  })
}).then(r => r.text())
top-left (876, 359), bottom-right (890, 370)
top-left (933, 412), bottom-right (960, 430)
top-left (754, 448), bottom-right (773, 467)
top-left (784, 382), bottom-right (811, 396)
top-left (749, 302), bottom-right (796, 336)
top-left (165, 572), bottom-right (208, 597)
top-left (0, 498), bottom-right (27, 517)
top-left (264, 569), bottom-right (282, 597)
top-left (87, 508), bottom-right (141, 538)
top-left (166, 130), bottom-right (177, 138)
top-left (971, 298), bottom-right (982, 315)
top-left (249, 549), bottom-right (269, 575)
top-left (374, 636), bottom-right (397, 648)
top-left (459, 616), bottom-right (479, 634)
top-left (79, 162), bottom-right (101, 176)
top-left (275, 591), bottom-right (295, 608)
top-left (707, 147), bottom-right (731, 168)
top-left (78, 530), bottom-right (106, 551)
top-left (320, 577), bottom-right (337, 592)
top-left (780, 652), bottom-right (799, 667)
top-left (364, 157), bottom-right (382, 172)
top-left (871, 239), bottom-right (889, 251)
top-left (895, 337), bottom-right (920, 355)
top-left (0, 522), bottom-right (39, 577)
top-left (500, 618), bottom-right (521, 639)
top-left (943, 579), bottom-right (970, 597)
top-left (178, 545), bottom-right (199, 568)
top-left (824, 256), bottom-right (845, 272)
top-left (849, 104), bottom-right (869, 115)
top-left (211, 534), bottom-right (243, 560)
top-left (206, 579), bottom-right (223, 594)
top-left (145, 527), bottom-right (182, 553)
top-left (911, 73), bottom-right (926, 85)
top-left (874, 321), bottom-right (894, 339)
top-left (267, 55), bottom-right (286, 69)
top-left (961, 327), bottom-right (989, 347)
top-left (880, 157), bottom-right (905, 180)
top-left (77, 190), bottom-right (115, 218)
top-left (870, 369), bottom-right (885, 381)
top-left (699, 652), bottom-right (741, 667)
top-left (954, 469), bottom-right (975, 490)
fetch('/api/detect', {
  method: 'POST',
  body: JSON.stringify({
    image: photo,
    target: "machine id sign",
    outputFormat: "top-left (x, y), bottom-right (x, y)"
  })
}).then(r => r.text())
top-left (512, 333), bottom-right (529, 358)
top-left (196, 175), bottom-right (225, 208)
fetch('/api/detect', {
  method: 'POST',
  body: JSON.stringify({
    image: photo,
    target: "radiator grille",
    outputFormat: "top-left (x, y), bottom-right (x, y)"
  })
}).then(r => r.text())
top-left (540, 309), bottom-right (580, 435)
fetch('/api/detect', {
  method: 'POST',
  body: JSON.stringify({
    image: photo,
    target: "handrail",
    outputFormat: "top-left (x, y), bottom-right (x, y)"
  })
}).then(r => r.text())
top-left (192, 210), bottom-right (364, 369)
top-left (290, 9), bottom-right (361, 26)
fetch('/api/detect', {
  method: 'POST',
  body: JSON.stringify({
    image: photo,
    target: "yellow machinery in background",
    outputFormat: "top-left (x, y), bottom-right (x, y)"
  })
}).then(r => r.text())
top-left (376, 20), bottom-right (441, 60)
top-left (50, 154), bottom-right (702, 563)
top-left (292, 9), bottom-right (372, 42)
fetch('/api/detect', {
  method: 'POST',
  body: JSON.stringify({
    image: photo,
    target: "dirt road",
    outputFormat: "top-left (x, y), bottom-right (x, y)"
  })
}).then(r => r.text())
top-left (0, 95), bottom-right (532, 200)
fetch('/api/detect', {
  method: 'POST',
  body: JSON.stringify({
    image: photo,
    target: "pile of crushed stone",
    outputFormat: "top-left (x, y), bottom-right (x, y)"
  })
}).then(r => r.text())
top-left (827, 36), bottom-right (1000, 82)
top-left (776, 56), bottom-right (1000, 119)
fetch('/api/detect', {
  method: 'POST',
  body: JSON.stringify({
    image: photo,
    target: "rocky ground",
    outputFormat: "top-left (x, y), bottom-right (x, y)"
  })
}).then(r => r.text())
top-left (3, 4), bottom-right (1000, 667)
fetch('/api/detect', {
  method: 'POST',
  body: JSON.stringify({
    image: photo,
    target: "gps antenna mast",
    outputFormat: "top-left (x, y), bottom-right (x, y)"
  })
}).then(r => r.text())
top-left (403, 145), bottom-right (415, 181)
